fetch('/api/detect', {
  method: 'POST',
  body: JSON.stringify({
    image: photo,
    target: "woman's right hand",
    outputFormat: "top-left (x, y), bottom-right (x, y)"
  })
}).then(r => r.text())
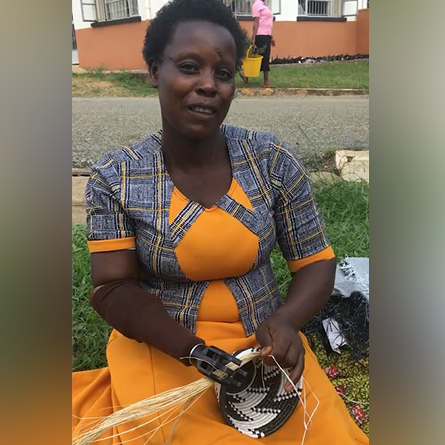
top-left (189, 344), bottom-right (248, 387)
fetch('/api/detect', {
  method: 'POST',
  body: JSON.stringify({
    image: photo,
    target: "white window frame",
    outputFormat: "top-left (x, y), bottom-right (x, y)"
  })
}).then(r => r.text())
top-left (224, 0), bottom-right (281, 18)
top-left (81, 0), bottom-right (97, 22)
top-left (341, 0), bottom-right (368, 19)
top-left (298, 0), bottom-right (339, 17)
top-left (94, 0), bottom-right (140, 22)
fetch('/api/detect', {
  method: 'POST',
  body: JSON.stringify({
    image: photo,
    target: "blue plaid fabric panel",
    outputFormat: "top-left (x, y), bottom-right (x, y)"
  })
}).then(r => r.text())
top-left (141, 279), bottom-right (210, 332)
top-left (86, 155), bottom-right (136, 241)
top-left (267, 140), bottom-right (330, 261)
top-left (169, 200), bottom-right (205, 248)
top-left (224, 262), bottom-right (282, 336)
top-left (85, 125), bottom-right (331, 335)
top-left (214, 194), bottom-right (257, 234)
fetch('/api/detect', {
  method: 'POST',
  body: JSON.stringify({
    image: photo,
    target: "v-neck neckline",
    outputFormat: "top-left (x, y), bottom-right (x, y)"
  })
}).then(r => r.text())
top-left (172, 177), bottom-right (237, 212)
top-left (157, 131), bottom-right (236, 211)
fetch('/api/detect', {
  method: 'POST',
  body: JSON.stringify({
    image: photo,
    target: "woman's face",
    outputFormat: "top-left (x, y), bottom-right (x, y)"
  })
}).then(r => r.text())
top-left (150, 20), bottom-right (237, 140)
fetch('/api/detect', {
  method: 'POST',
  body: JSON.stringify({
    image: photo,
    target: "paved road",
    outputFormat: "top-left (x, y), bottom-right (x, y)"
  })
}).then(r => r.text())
top-left (73, 96), bottom-right (369, 168)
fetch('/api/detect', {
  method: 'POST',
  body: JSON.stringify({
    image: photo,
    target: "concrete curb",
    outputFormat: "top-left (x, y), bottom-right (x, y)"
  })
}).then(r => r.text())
top-left (335, 149), bottom-right (369, 182)
top-left (72, 176), bottom-right (88, 224)
top-left (236, 88), bottom-right (368, 97)
top-left (268, 59), bottom-right (369, 67)
top-left (72, 168), bottom-right (91, 176)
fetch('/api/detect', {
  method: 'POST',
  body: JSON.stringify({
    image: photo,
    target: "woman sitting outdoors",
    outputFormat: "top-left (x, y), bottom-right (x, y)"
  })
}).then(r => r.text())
top-left (72, 0), bottom-right (368, 444)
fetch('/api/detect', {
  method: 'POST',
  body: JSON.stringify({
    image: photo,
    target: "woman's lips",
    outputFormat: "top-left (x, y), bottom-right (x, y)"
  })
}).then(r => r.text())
top-left (187, 105), bottom-right (217, 117)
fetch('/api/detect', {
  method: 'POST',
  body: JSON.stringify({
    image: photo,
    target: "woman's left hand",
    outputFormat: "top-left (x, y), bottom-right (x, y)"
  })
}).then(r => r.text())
top-left (271, 38), bottom-right (276, 47)
top-left (255, 314), bottom-right (305, 392)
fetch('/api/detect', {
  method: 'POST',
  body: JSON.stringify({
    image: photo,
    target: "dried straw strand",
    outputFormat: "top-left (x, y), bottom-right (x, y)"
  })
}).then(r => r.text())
top-left (73, 350), bottom-right (260, 445)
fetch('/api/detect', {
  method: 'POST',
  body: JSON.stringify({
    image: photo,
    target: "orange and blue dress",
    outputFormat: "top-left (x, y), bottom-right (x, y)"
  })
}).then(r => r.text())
top-left (73, 125), bottom-right (368, 444)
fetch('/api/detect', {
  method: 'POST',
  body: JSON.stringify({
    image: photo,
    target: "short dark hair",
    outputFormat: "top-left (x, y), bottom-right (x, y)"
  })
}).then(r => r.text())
top-left (142, 0), bottom-right (247, 70)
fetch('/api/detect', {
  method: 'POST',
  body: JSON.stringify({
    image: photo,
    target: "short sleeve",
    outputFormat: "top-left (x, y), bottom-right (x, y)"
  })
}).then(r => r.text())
top-left (270, 141), bottom-right (335, 273)
top-left (85, 157), bottom-right (136, 253)
top-left (252, 1), bottom-right (263, 17)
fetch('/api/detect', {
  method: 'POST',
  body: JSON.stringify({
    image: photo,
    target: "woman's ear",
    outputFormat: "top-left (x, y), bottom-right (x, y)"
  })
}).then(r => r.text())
top-left (148, 59), bottom-right (159, 89)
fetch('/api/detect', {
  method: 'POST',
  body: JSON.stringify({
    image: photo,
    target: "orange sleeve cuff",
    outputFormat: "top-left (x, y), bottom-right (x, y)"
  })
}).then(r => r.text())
top-left (87, 237), bottom-right (136, 253)
top-left (287, 246), bottom-right (336, 273)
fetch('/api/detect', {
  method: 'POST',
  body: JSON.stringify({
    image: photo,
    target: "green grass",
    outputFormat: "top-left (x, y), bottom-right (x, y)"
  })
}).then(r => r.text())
top-left (237, 60), bottom-right (369, 89)
top-left (72, 70), bottom-right (158, 97)
top-left (72, 180), bottom-right (369, 371)
top-left (314, 180), bottom-right (369, 259)
top-left (72, 225), bottom-right (111, 371)
top-left (72, 61), bottom-right (368, 97)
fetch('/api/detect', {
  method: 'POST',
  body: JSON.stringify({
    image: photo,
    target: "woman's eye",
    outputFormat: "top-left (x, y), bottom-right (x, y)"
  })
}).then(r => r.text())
top-left (217, 70), bottom-right (233, 80)
top-left (178, 63), bottom-right (198, 73)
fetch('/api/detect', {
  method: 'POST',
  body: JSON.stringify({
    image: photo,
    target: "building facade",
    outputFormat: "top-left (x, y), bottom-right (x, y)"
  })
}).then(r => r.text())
top-left (72, 0), bottom-right (369, 69)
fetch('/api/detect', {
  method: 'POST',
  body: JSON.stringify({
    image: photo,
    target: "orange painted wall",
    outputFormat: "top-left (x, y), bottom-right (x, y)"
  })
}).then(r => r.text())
top-left (242, 21), bottom-right (357, 59)
top-left (76, 21), bottom-right (149, 70)
top-left (356, 9), bottom-right (369, 54)
top-left (77, 15), bottom-right (368, 70)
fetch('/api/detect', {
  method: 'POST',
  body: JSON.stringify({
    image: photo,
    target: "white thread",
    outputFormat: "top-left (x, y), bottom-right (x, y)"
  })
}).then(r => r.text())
top-left (188, 344), bottom-right (205, 357)
top-left (268, 355), bottom-right (320, 445)
top-left (261, 360), bottom-right (266, 390)
top-left (337, 391), bottom-right (369, 406)
top-left (184, 343), bottom-right (205, 366)
top-left (300, 374), bottom-right (319, 428)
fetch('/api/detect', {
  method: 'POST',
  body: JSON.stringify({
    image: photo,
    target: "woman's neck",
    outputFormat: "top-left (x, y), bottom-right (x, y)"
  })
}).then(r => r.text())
top-left (161, 126), bottom-right (226, 174)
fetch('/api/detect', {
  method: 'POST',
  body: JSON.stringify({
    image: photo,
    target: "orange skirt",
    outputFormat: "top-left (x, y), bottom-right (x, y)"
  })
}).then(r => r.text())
top-left (73, 285), bottom-right (368, 444)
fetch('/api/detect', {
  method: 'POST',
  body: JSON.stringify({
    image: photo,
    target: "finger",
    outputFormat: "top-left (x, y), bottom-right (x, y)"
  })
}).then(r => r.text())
top-left (285, 351), bottom-right (305, 393)
top-left (260, 345), bottom-right (273, 361)
top-left (256, 327), bottom-right (273, 356)
top-left (281, 344), bottom-right (299, 369)
top-left (269, 340), bottom-right (291, 367)
top-left (261, 342), bottom-right (289, 367)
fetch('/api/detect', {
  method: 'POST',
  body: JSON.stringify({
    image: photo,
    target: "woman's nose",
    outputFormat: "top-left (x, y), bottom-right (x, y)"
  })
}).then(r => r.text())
top-left (195, 70), bottom-right (217, 96)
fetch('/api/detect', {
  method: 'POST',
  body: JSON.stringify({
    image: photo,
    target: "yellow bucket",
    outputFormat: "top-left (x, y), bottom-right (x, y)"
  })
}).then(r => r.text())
top-left (242, 46), bottom-right (263, 78)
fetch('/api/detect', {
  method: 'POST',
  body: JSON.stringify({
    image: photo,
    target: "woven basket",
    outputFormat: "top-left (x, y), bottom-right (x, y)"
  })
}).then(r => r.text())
top-left (215, 347), bottom-right (302, 438)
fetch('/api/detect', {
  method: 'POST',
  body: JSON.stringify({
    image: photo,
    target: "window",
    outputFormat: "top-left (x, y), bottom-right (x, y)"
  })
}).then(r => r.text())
top-left (341, 0), bottom-right (368, 18)
top-left (81, 0), bottom-right (97, 22)
top-left (224, 0), bottom-right (281, 17)
top-left (298, 0), bottom-right (334, 16)
top-left (95, 0), bottom-right (139, 22)
top-left (72, 23), bottom-right (77, 50)
top-left (226, 0), bottom-right (252, 16)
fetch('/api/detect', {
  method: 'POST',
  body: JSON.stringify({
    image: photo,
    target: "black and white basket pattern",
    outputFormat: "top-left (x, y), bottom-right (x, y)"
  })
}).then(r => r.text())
top-left (215, 347), bottom-right (302, 438)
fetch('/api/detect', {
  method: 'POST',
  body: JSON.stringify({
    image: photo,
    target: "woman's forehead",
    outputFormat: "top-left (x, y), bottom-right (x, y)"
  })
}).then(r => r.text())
top-left (164, 20), bottom-right (236, 60)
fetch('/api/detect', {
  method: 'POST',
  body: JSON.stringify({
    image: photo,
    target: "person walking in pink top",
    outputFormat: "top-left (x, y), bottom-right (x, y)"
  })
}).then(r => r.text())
top-left (251, 0), bottom-right (275, 87)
